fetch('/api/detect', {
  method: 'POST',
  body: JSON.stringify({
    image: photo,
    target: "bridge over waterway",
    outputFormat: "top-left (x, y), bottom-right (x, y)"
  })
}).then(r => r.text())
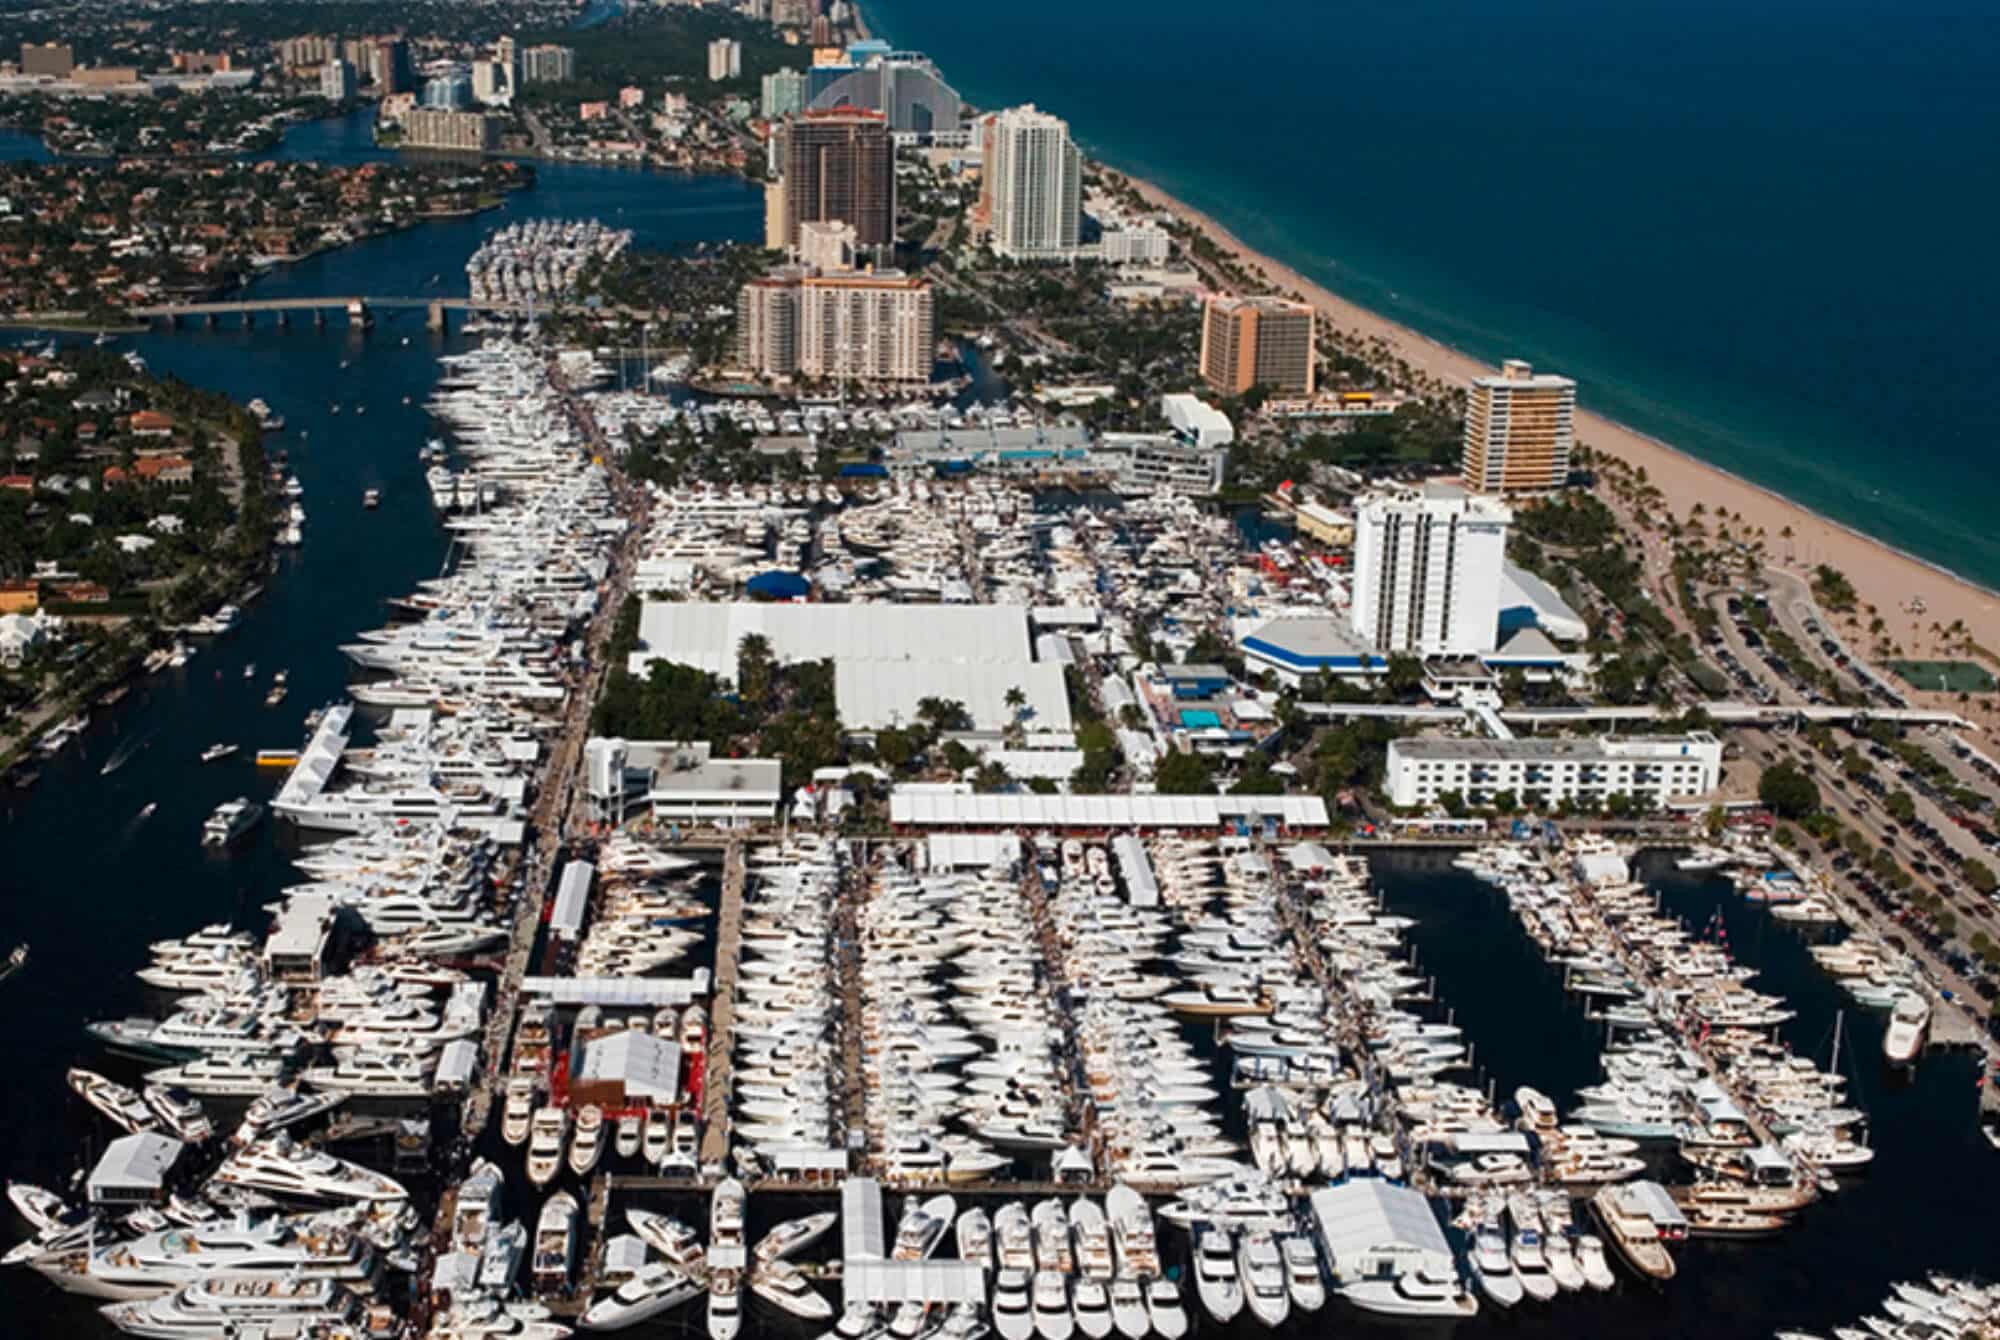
top-left (129, 295), bottom-right (534, 332)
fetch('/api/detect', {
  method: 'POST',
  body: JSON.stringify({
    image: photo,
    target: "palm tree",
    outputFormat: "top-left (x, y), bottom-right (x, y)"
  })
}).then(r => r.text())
top-left (1003, 685), bottom-right (1028, 748)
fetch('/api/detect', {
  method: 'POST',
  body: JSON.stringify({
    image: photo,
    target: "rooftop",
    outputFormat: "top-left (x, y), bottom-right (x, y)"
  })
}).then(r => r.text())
top-left (1389, 732), bottom-right (1721, 762)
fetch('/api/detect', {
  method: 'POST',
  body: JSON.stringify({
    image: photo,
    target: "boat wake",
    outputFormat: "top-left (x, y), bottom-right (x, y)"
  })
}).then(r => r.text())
top-left (99, 730), bottom-right (153, 777)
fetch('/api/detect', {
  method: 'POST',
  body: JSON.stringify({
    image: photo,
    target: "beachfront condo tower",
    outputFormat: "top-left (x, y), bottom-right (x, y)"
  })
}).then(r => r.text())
top-left (1198, 295), bottom-right (1316, 397)
top-left (1460, 358), bottom-right (1577, 494)
top-left (1350, 482), bottom-right (1512, 655)
top-left (770, 109), bottom-right (896, 252)
top-left (985, 105), bottom-right (1083, 260)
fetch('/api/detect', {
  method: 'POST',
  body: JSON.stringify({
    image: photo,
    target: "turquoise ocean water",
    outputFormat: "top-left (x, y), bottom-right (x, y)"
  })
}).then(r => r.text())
top-left (859, 0), bottom-right (2000, 588)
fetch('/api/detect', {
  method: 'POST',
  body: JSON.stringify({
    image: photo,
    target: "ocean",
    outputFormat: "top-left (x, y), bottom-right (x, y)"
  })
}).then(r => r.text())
top-left (856, 0), bottom-right (2000, 590)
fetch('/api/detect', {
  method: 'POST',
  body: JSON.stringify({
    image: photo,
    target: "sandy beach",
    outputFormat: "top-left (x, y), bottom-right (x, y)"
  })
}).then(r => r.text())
top-left (1117, 174), bottom-right (2000, 710)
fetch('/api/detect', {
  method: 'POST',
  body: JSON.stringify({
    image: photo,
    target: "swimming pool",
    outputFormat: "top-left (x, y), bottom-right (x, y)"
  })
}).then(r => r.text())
top-left (1179, 709), bottom-right (1223, 729)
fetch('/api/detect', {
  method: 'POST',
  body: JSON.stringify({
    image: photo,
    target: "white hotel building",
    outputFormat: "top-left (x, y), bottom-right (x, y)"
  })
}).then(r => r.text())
top-left (1386, 733), bottom-right (1724, 809)
top-left (1351, 482), bottom-right (1512, 656)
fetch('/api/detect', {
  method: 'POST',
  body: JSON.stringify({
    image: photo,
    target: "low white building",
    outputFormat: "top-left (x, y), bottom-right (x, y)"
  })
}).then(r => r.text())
top-left (584, 738), bottom-right (781, 827)
top-left (1161, 393), bottom-right (1234, 448)
top-left (1386, 732), bottom-right (1724, 809)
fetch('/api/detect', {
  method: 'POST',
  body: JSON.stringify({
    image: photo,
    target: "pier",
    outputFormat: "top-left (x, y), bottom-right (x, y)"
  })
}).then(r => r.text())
top-left (698, 838), bottom-right (745, 1170)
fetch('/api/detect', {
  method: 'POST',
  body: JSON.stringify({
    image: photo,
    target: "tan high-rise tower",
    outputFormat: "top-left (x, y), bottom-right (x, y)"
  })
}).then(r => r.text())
top-left (1460, 359), bottom-right (1576, 494)
top-left (1198, 295), bottom-right (1315, 397)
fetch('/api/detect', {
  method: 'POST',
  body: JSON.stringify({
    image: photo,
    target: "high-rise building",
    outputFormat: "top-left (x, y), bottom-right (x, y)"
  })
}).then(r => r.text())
top-left (421, 73), bottom-right (472, 110)
top-left (1350, 482), bottom-right (1512, 656)
top-left (520, 43), bottom-right (575, 84)
top-left (985, 105), bottom-right (1081, 260)
top-left (737, 268), bottom-right (934, 383)
top-left (761, 67), bottom-right (807, 120)
top-left (807, 51), bottom-right (959, 135)
top-left (472, 59), bottom-right (511, 105)
top-left (707, 38), bottom-right (742, 82)
top-left (1460, 358), bottom-right (1577, 495)
top-left (20, 42), bottom-right (74, 78)
top-left (774, 109), bottom-right (895, 251)
top-left (320, 58), bottom-right (356, 102)
top-left (772, 0), bottom-right (811, 27)
top-left (277, 36), bottom-right (333, 69)
top-left (367, 38), bottom-right (411, 94)
top-left (1198, 295), bottom-right (1316, 397)
top-left (401, 108), bottom-right (502, 153)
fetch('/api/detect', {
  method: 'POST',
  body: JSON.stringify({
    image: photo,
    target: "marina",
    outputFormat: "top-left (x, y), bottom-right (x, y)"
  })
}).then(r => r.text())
top-left (0, 121), bottom-right (1990, 1340)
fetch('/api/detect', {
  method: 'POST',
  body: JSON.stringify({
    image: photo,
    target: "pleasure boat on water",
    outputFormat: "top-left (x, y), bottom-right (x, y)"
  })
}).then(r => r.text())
top-left (201, 798), bottom-right (264, 847)
top-left (532, 1192), bottom-right (578, 1291)
top-left (68, 1068), bottom-right (156, 1134)
top-left (1192, 1228), bottom-right (1242, 1323)
top-left (625, 1209), bottom-right (705, 1274)
top-left (1237, 1230), bottom-right (1290, 1327)
top-left (141, 1085), bottom-right (214, 1144)
top-left (236, 1085), bottom-right (343, 1141)
top-left (756, 1211), bottom-right (836, 1265)
top-left (1882, 993), bottom-right (1930, 1066)
top-left (212, 1135), bottom-right (408, 1203)
top-left (749, 1260), bottom-right (832, 1320)
top-left (525, 1107), bottom-right (568, 1187)
top-left (1145, 1278), bottom-right (1189, 1340)
top-left (96, 1273), bottom-right (366, 1337)
top-left (581, 1261), bottom-right (702, 1330)
top-left (993, 1269), bottom-right (1033, 1340)
top-left (149, 1055), bottom-right (290, 1099)
top-left (37, 1211), bottom-right (378, 1299)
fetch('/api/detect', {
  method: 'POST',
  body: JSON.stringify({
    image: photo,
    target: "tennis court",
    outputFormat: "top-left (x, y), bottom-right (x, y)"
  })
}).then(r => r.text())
top-left (1886, 660), bottom-right (1997, 694)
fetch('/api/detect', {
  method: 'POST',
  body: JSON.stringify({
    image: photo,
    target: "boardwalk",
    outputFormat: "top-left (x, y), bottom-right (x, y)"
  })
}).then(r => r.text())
top-left (698, 838), bottom-right (746, 1170)
top-left (443, 354), bottom-right (645, 1151)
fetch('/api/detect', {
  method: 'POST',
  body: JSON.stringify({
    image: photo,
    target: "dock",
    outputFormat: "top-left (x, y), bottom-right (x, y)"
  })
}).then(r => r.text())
top-left (697, 838), bottom-right (745, 1170)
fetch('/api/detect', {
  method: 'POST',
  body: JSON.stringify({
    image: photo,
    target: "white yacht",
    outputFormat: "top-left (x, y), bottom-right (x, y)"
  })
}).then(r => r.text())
top-left (532, 1192), bottom-right (578, 1291)
top-left (1237, 1230), bottom-right (1290, 1327)
top-left (1145, 1279), bottom-right (1189, 1340)
top-left (40, 1213), bottom-right (377, 1299)
top-left (581, 1262), bottom-right (702, 1330)
top-left (1192, 1228), bottom-right (1242, 1323)
top-left (141, 1085), bottom-right (214, 1144)
top-left (1882, 993), bottom-right (1930, 1066)
top-left (568, 1103), bottom-right (605, 1177)
top-left (525, 1106), bottom-right (568, 1187)
top-left (213, 1135), bottom-right (408, 1203)
top-left (749, 1260), bottom-right (832, 1320)
top-left (68, 1068), bottom-right (156, 1134)
top-left (149, 1055), bottom-right (289, 1099)
top-left (237, 1085), bottom-right (343, 1139)
top-left (201, 798), bottom-right (264, 847)
top-left (96, 1274), bottom-right (365, 1337)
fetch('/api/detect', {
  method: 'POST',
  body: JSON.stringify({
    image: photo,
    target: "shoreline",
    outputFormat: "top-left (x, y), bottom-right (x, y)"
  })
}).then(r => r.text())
top-left (1113, 176), bottom-right (2000, 667)
top-left (847, 1), bottom-right (2000, 674)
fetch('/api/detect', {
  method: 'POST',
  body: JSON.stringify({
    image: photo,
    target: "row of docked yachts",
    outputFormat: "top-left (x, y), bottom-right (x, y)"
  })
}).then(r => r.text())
top-left (465, 218), bottom-right (632, 307)
top-left (729, 837), bottom-right (847, 1172)
top-left (1687, 837), bottom-right (1939, 1066)
top-left (1457, 840), bottom-right (1865, 1233)
top-left (854, 853), bottom-right (1075, 1185)
top-left (3, 338), bottom-right (635, 1339)
top-left (1777, 1274), bottom-right (2000, 1340)
top-left (1049, 834), bottom-right (1494, 1319)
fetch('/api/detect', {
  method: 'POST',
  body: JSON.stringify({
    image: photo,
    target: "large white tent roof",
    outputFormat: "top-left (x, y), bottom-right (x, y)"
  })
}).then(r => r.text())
top-left (630, 602), bottom-right (1070, 731)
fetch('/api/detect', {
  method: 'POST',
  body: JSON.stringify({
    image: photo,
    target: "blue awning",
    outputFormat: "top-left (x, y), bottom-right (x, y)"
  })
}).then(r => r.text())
top-left (746, 571), bottom-right (811, 600)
